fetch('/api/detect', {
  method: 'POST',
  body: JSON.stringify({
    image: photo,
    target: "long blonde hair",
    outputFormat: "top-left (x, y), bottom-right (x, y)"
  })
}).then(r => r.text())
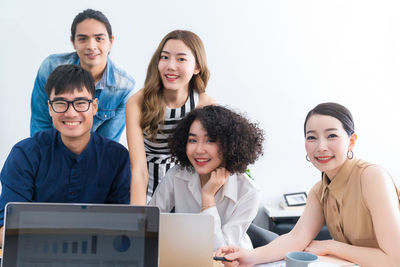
top-left (141, 30), bottom-right (210, 141)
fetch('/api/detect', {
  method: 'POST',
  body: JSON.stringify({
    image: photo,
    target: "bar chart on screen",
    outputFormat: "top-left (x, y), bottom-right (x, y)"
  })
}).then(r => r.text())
top-left (15, 231), bottom-right (143, 266)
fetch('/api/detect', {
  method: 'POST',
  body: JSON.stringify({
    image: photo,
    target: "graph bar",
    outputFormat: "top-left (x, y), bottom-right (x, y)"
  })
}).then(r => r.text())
top-left (52, 242), bottom-right (59, 254)
top-left (72, 241), bottom-right (78, 254)
top-left (91, 235), bottom-right (97, 254)
top-left (43, 242), bottom-right (49, 253)
top-left (81, 241), bottom-right (88, 254)
top-left (62, 242), bottom-right (68, 253)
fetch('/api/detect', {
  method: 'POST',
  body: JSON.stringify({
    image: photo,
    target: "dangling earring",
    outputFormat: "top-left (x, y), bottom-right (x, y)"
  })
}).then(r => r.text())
top-left (347, 150), bottom-right (354, 160)
top-left (306, 155), bottom-right (311, 162)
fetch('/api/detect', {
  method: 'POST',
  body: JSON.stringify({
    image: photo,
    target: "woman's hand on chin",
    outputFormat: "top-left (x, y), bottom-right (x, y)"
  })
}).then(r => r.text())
top-left (202, 167), bottom-right (229, 197)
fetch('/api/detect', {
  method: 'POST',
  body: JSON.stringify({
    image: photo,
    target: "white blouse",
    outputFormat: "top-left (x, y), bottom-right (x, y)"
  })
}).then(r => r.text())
top-left (149, 165), bottom-right (261, 250)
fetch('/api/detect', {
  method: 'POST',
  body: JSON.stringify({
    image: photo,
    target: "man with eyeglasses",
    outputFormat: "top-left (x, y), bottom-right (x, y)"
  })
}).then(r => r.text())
top-left (0, 65), bottom-right (131, 245)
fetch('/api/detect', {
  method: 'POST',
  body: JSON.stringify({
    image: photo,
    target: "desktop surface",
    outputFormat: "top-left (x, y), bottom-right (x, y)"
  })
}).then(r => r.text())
top-left (264, 203), bottom-right (305, 218)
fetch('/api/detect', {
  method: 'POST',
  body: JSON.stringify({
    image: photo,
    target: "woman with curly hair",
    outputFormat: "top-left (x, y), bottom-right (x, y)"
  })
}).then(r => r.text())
top-left (149, 105), bottom-right (264, 250)
top-left (126, 30), bottom-right (215, 205)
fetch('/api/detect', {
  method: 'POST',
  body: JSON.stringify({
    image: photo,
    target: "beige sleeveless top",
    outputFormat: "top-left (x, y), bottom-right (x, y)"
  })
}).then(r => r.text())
top-left (315, 158), bottom-right (400, 247)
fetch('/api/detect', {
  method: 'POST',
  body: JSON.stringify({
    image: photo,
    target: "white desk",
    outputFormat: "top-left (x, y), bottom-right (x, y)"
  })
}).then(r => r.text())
top-left (256, 260), bottom-right (285, 266)
top-left (264, 203), bottom-right (305, 218)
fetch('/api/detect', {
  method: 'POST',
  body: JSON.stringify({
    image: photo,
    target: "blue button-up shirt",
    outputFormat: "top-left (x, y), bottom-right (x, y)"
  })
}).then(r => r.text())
top-left (30, 52), bottom-right (135, 141)
top-left (0, 129), bottom-right (131, 226)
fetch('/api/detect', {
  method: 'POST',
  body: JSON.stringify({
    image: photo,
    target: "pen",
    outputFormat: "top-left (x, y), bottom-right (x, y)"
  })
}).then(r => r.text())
top-left (213, 256), bottom-right (233, 262)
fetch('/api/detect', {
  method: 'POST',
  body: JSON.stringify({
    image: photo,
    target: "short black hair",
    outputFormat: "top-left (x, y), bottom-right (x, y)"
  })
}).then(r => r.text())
top-left (71, 9), bottom-right (112, 42)
top-left (169, 105), bottom-right (264, 174)
top-left (304, 102), bottom-right (355, 136)
top-left (44, 64), bottom-right (95, 98)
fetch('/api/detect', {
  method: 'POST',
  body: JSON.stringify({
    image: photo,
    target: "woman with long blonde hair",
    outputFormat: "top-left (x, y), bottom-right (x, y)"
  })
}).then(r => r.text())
top-left (126, 30), bottom-right (215, 205)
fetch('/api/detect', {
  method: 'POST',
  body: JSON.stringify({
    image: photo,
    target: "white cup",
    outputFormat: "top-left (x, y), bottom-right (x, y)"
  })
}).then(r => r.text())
top-left (285, 251), bottom-right (318, 267)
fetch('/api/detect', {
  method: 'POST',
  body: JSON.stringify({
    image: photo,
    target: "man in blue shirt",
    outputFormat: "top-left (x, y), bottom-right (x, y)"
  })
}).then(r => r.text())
top-left (30, 9), bottom-right (135, 142)
top-left (0, 65), bottom-right (131, 245)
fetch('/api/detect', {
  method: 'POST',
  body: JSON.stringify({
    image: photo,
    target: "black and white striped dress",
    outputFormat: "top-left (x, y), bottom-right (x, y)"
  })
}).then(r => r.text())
top-left (144, 90), bottom-right (198, 201)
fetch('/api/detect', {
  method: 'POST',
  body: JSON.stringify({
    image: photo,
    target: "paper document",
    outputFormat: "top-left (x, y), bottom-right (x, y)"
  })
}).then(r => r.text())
top-left (255, 260), bottom-right (285, 267)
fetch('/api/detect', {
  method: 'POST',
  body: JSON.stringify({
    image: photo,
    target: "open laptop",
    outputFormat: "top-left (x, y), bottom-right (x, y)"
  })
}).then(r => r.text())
top-left (2, 203), bottom-right (159, 267)
top-left (159, 213), bottom-right (214, 267)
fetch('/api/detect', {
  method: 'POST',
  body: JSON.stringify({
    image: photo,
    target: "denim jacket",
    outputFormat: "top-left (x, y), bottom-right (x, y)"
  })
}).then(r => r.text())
top-left (30, 52), bottom-right (135, 142)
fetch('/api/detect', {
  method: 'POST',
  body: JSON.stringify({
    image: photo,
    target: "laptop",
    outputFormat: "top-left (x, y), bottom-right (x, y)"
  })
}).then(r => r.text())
top-left (159, 213), bottom-right (214, 267)
top-left (2, 202), bottom-right (159, 267)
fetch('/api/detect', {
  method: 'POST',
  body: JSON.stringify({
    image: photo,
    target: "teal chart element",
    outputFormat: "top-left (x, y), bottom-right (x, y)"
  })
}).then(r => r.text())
top-left (113, 235), bottom-right (131, 252)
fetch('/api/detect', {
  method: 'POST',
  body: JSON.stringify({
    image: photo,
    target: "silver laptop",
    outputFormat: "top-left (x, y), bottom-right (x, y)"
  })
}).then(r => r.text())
top-left (2, 202), bottom-right (159, 267)
top-left (159, 213), bottom-right (214, 267)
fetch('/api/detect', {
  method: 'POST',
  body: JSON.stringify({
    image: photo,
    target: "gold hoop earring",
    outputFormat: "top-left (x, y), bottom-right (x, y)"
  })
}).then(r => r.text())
top-left (347, 150), bottom-right (354, 160)
top-left (306, 155), bottom-right (311, 162)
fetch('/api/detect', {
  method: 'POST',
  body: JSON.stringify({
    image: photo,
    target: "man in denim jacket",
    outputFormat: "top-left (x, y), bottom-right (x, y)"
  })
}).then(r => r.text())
top-left (30, 9), bottom-right (135, 142)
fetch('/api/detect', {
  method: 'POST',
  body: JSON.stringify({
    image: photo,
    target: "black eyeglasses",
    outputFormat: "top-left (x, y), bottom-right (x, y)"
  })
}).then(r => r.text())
top-left (49, 98), bottom-right (94, 113)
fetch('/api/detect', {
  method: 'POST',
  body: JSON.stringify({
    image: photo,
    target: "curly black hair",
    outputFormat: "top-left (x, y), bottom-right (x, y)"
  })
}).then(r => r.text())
top-left (169, 105), bottom-right (264, 174)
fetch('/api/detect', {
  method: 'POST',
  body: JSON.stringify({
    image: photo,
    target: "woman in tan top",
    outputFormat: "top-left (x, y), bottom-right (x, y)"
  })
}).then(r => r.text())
top-left (217, 102), bottom-right (400, 267)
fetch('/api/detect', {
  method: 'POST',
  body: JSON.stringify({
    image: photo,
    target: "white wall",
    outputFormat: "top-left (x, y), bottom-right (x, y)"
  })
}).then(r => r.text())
top-left (1, 0), bottom-right (399, 206)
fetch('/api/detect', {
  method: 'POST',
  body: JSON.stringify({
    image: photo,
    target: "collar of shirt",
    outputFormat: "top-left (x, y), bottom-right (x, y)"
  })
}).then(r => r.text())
top-left (56, 130), bottom-right (95, 163)
top-left (75, 55), bottom-right (116, 90)
top-left (175, 168), bottom-right (239, 204)
top-left (320, 158), bottom-right (357, 205)
top-left (95, 64), bottom-right (108, 90)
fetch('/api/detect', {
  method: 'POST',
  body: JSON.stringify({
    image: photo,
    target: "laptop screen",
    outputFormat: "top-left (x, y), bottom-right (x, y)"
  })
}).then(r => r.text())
top-left (2, 203), bottom-right (159, 267)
